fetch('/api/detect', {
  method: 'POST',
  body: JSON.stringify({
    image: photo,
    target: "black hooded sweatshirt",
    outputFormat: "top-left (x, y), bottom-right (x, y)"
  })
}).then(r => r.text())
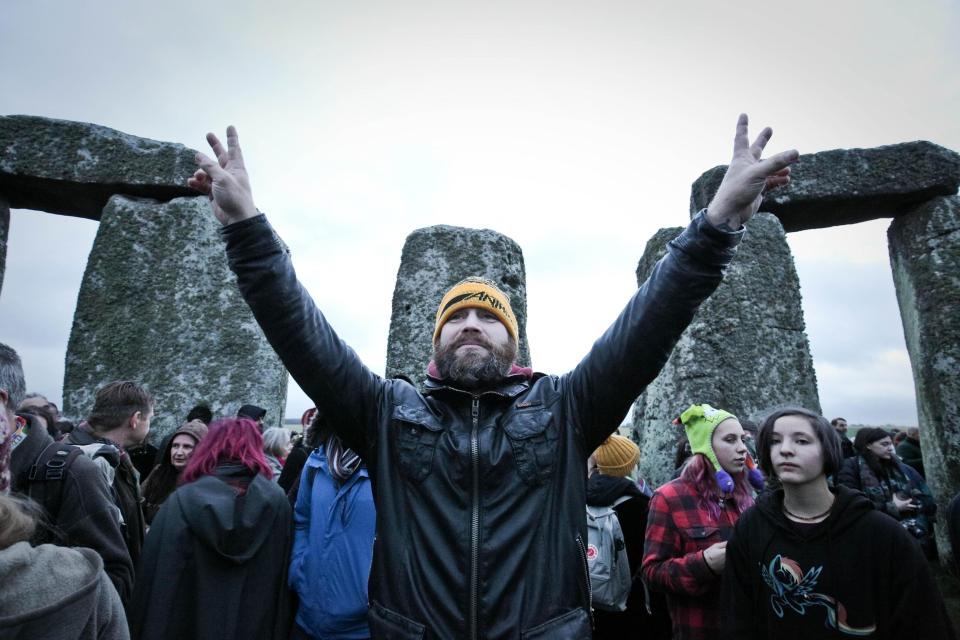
top-left (586, 473), bottom-right (672, 640)
top-left (129, 463), bottom-right (293, 640)
top-left (721, 485), bottom-right (956, 639)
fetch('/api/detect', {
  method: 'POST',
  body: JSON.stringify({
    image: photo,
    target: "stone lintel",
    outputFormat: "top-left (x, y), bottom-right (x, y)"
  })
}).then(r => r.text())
top-left (690, 141), bottom-right (960, 232)
top-left (0, 115), bottom-right (199, 220)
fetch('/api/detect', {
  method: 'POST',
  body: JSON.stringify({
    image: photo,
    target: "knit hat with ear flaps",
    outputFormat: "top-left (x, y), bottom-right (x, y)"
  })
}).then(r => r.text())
top-left (433, 277), bottom-right (519, 344)
top-left (593, 434), bottom-right (640, 477)
top-left (676, 403), bottom-right (764, 493)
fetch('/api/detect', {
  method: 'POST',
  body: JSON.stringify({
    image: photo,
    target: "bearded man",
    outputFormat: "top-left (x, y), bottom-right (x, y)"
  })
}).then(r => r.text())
top-left (191, 114), bottom-right (797, 639)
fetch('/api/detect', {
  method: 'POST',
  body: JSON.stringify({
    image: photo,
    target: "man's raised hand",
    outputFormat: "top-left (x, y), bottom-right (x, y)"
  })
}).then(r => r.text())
top-left (706, 114), bottom-right (799, 229)
top-left (187, 126), bottom-right (259, 226)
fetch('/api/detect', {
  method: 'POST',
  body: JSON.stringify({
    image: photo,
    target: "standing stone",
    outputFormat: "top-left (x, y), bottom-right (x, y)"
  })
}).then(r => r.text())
top-left (63, 195), bottom-right (288, 439)
top-left (386, 225), bottom-right (530, 384)
top-left (633, 214), bottom-right (821, 488)
top-left (888, 195), bottom-right (960, 563)
top-left (0, 194), bottom-right (8, 295)
top-left (690, 141), bottom-right (960, 232)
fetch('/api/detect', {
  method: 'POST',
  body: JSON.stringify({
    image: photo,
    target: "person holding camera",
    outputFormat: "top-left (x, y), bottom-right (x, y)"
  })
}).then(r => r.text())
top-left (837, 426), bottom-right (937, 559)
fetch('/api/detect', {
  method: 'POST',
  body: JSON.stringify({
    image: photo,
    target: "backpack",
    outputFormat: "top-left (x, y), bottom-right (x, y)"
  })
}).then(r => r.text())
top-left (18, 442), bottom-right (85, 544)
top-left (586, 495), bottom-right (633, 612)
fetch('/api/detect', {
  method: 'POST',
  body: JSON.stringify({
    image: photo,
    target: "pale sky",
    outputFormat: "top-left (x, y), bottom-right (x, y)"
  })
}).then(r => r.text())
top-left (1, 0), bottom-right (958, 425)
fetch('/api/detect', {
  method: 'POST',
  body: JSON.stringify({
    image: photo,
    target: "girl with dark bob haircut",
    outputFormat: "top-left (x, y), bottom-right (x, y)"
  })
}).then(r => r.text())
top-left (755, 407), bottom-right (843, 479)
top-left (720, 407), bottom-right (955, 638)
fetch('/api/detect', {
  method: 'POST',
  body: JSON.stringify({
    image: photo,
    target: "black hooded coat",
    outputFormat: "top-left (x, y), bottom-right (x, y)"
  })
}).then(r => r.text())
top-left (586, 473), bottom-right (671, 639)
top-left (129, 463), bottom-right (293, 640)
top-left (720, 485), bottom-right (955, 639)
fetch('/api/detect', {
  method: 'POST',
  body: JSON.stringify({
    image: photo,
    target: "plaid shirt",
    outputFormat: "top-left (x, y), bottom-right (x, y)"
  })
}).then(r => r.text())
top-left (641, 478), bottom-right (743, 640)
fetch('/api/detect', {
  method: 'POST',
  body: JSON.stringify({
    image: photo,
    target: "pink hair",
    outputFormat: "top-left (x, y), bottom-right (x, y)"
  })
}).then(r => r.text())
top-left (680, 453), bottom-right (755, 521)
top-left (181, 418), bottom-right (273, 484)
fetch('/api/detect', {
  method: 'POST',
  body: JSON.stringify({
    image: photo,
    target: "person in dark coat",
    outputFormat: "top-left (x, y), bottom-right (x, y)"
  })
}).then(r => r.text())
top-left (721, 407), bottom-right (955, 639)
top-left (837, 427), bottom-right (937, 558)
top-left (129, 418), bottom-right (293, 640)
top-left (140, 420), bottom-right (208, 525)
top-left (278, 408), bottom-right (318, 495)
top-left (896, 427), bottom-right (924, 478)
top-left (587, 434), bottom-right (671, 639)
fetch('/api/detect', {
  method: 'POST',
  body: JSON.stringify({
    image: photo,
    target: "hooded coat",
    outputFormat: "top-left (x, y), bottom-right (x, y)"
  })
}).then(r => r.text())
top-left (586, 473), bottom-right (671, 639)
top-left (0, 541), bottom-right (128, 639)
top-left (720, 485), bottom-right (956, 639)
top-left (129, 463), bottom-right (293, 640)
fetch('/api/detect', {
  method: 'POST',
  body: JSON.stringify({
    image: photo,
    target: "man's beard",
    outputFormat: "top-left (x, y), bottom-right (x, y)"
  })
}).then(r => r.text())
top-left (434, 336), bottom-right (517, 388)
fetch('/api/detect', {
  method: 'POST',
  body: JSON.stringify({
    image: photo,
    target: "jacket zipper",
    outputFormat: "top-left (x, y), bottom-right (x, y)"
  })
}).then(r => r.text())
top-left (470, 396), bottom-right (481, 640)
top-left (576, 533), bottom-right (594, 628)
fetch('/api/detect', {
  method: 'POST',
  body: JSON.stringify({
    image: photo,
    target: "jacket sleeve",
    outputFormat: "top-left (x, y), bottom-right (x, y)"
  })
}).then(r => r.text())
top-left (641, 489), bottom-right (718, 596)
top-left (60, 453), bottom-right (135, 606)
top-left (561, 211), bottom-right (743, 452)
top-left (222, 215), bottom-right (383, 459)
top-left (289, 462), bottom-right (313, 593)
top-left (719, 518), bottom-right (756, 640)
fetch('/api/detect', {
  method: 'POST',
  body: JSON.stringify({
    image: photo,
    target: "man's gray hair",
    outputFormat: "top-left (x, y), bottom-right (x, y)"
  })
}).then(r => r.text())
top-left (262, 427), bottom-right (291, 458)
top-left (0, 344), bottom-right (26, 410)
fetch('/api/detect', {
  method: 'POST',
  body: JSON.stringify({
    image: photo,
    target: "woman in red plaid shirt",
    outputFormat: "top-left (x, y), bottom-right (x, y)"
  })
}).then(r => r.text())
top-left (641, 404), bottom-right (764, 640)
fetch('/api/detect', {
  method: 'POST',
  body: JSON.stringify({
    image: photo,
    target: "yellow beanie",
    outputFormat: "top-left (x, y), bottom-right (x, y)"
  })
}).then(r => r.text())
top-left (433, 277), bottom-right (519, 344)
top-left (593, 435), bottom-right (640, 477)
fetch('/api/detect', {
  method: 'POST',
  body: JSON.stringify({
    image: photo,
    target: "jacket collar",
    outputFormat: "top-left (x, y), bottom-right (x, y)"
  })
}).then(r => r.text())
top-left (422, 373), bottom-right (533, 399)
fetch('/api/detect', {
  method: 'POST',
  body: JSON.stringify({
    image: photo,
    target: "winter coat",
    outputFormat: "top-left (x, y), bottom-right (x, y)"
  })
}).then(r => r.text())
top-left (896, 437), bottom-right (924, 477)
top-left (129, 463), bottom-right (293, 640)
top-left (837, 455), bottom-right (936, 530)
top-left (586, 474), bottom-right (671, 640)
top-left (9, 420), bottom-right (133, 604)
top-left (64, 427), bottom-right (145, 568)
top-left (720, 486), bottom-right (956, 639)
top-left (641, 477), bottom-right (747, 640)
top-left (222, 210), bottom-right (740, 639)
top-left (289, 447), bottom-right (376, 639)
top-left (0, 541), bottom-right (128, 640)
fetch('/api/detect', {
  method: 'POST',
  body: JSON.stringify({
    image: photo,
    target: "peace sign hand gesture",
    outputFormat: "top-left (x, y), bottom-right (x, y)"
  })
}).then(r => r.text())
top-left (706, 114), bottom-right (799, 229)
top-left (188, 126), bottom-right (259, 226)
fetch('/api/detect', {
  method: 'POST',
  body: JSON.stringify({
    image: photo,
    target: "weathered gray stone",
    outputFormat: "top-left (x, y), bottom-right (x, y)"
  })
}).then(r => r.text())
top-left (632, 214), bottom-right (821, 488)
top-left (0, 115), bottom-right (197, 220)
top-left (386, 225), bottom-right (530, 385)
top-left (62, 195), bottom-right (287, 440)
top-left (888, 195), bottom-right (960, 563)
top-left (0, 194), bottom-right (8, 295)
top-left (690, 141), bottom-right (960, 232)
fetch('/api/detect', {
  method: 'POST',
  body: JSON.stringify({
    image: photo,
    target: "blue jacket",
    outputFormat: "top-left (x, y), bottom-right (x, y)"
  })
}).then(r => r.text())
top-left (289, 447), bottom-right (376, 639)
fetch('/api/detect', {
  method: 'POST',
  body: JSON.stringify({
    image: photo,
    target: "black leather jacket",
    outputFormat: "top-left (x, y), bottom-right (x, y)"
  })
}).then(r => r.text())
top-left (223, 211), bottom-right (741, 639)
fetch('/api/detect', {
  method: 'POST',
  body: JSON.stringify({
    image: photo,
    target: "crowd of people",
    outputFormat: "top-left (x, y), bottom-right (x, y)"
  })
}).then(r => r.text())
top-left (0, 114), bottom-right (957, 639)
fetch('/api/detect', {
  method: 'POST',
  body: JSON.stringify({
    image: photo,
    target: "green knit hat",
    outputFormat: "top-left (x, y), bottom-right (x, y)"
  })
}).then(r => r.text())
top-left (677, 403), bottom-right (738, 492)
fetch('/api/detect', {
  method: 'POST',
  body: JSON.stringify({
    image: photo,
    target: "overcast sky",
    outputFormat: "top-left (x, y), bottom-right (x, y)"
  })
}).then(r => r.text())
top-left (1, 0), bottom-right (958, 425)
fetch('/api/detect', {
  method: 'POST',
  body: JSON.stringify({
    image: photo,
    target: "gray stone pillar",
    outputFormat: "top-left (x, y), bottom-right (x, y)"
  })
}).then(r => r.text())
top-left (0, 194), bottom-right (8, 296)
top-left (888, 195), bottom-right (960, 563)
top-left (63, 195), bottom-right (288, 439)
top-left (386, 225), bottom-right (530, 385)
top-left (633, 213), bottom-right (821, 489)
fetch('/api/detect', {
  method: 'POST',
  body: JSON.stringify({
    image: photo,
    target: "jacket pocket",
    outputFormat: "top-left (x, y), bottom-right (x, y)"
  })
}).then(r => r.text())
top-left (503, 410), bottom-right (556, 486)
top-left (681, 525), bottom-right (720, 551)
top-left (520, 608), bottom-right (591, 640)
top-left (368, 601), bottom-right (426, 639)
top-left (393, 405), bottom-right (444, 483)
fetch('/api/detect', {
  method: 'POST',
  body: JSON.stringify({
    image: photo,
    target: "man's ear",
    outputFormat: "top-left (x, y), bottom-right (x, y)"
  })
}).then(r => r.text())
top-left (128, 411), bottom-right (142, 430)
top-left (0, 389), bottom-right (8, 408)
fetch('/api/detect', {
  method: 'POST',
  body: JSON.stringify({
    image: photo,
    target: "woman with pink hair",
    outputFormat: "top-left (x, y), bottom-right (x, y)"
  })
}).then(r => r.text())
top-left (129, 418), bottom-right (293, 640)
top-left (641, 404), bottom-right (763, 640)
